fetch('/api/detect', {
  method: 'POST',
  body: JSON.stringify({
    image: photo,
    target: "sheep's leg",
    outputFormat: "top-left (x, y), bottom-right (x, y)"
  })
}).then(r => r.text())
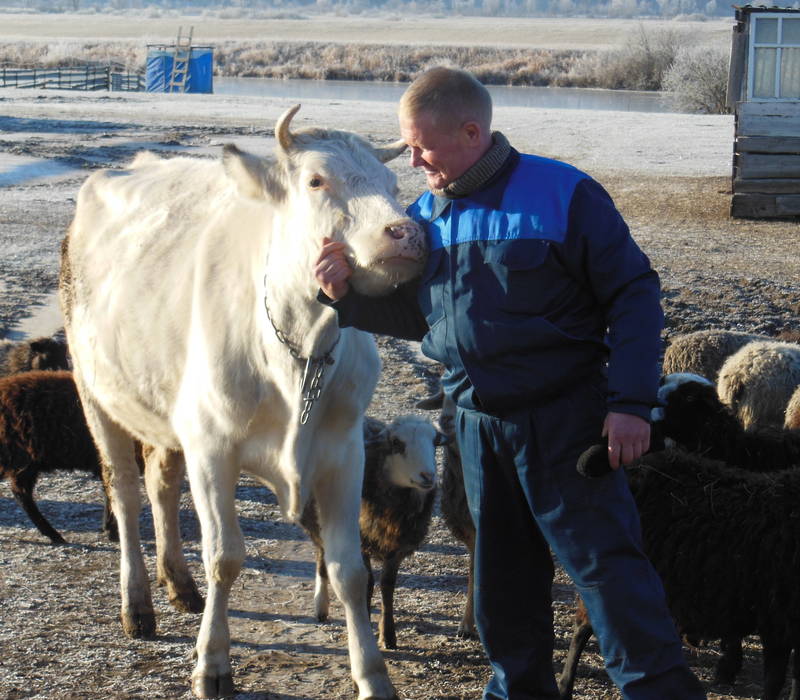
top-left (314, 463), bottom-right (397, 700)
top-left (364, 550), bottom-right (375, 617)
top-left (458, 537), bottom-right (477, 639)
top-left (557, 601), bottom-right (593, 700)
top-left (377, 553), bottom-right (402, 650)
top-left (9, 472), bottom-right (65, 544)
top-left (184, 450), bottom-right (243, 699)
top-left (76, 388), bottom-right (155, 638)
top-left (714, 635), bottom-right (743, 685)
top-left (762, 635), bottom-right (791, 700)
top-left (143, 445), bottom-right (203, 614)
top-left (101, 485), bottom-right (118, 542)
top-left (314, 548), bottom-right (330, 622)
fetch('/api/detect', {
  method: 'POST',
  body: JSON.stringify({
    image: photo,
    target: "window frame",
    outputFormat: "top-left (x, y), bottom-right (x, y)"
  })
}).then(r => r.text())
top-left (747, 11), bottom-right (800, 101)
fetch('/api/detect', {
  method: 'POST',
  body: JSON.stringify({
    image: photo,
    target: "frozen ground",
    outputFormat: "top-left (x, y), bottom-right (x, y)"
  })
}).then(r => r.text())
top-left (0, 85), bottom-right (798, 700)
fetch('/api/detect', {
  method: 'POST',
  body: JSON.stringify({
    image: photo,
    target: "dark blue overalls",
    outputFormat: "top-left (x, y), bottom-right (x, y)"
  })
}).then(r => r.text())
top-left (326, 150), bottom-right (706, 700)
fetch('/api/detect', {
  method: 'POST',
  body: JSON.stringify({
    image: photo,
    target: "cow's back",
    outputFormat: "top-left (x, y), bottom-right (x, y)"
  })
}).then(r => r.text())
top-left (62, 154), bottom-right (269, 443)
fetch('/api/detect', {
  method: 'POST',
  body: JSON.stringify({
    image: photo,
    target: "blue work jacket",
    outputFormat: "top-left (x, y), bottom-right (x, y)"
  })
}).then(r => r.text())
top-left (324, 150), bottom-right (663, 421)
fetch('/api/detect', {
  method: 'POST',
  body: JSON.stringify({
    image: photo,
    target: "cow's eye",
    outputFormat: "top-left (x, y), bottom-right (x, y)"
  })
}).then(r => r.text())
top-left (309, 175), bottom-right (324, 189)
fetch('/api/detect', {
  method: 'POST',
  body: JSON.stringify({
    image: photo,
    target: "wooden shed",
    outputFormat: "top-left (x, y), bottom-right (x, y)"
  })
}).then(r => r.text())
top-left (727, 5), bottom-right (800, 219)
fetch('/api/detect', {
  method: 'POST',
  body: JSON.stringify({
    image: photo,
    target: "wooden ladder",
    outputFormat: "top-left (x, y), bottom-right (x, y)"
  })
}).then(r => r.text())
top-left (168, 26), bottom-right (193, 93)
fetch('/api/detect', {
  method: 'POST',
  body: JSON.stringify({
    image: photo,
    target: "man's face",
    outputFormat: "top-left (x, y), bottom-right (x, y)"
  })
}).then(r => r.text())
top-left (399, 109), bottom-right (479, 190)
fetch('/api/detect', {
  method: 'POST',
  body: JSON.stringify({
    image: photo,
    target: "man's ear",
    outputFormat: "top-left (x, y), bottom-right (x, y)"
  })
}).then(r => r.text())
top-left (461, 120), bottom-right (484, 148)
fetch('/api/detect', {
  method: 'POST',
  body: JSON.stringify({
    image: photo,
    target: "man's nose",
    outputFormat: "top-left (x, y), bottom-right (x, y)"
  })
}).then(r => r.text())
top-left (409, 147), bottom-right (424, 168)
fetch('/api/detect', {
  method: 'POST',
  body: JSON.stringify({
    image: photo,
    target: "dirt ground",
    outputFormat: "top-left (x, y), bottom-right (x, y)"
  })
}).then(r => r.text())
top-left (0, 88), bottom-right (798, 700)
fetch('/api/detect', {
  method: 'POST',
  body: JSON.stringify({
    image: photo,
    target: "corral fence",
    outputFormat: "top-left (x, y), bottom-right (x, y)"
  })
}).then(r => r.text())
top-left (0, 64), bottom-right (145, 91)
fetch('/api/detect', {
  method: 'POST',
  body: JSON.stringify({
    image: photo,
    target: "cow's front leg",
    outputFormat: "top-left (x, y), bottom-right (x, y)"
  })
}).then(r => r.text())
top-left (315, 465), bottom-right (397, 700)
top-left (184, 451), bottom-right (244, 699)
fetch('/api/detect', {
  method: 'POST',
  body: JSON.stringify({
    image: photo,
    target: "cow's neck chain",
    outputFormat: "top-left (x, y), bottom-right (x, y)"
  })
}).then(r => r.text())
top-left (263, 273), bottom-right (340, 425)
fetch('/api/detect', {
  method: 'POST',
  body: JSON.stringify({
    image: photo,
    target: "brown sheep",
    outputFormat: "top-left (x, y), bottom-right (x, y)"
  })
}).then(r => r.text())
top-left (0, 370), bottom-right (101, 544)
top-left (0, 336), bottom-right (70, 375)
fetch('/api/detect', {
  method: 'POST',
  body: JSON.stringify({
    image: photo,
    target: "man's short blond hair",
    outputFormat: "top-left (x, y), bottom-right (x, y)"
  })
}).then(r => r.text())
top-left (399, 66), bottom-right (492, 131)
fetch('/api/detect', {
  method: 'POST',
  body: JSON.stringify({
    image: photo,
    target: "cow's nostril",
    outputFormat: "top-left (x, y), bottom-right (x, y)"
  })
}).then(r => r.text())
top-left (385, 225), bottom-right (405, 240)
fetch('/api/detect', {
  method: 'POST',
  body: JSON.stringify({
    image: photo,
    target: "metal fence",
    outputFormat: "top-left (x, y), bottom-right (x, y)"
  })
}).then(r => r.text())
top-left (0, 64), bottom-right (145, 91)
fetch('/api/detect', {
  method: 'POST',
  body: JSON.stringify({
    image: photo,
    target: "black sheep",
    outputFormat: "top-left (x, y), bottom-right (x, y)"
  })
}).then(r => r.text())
top-left (652, 372), bottom-right (800, 470)
top-left (560, 448), bottom-right (800, 700)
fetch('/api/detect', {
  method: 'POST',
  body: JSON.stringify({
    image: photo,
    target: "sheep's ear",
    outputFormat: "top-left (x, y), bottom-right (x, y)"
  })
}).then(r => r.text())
top-left (222, 143), bottom-right (286, 203)
top-left (434, 431), bottom-right (451, 447)
top-left (363, 421), bottom-right (389, 449)
top-left (415, 388), bottom-right (444, 410)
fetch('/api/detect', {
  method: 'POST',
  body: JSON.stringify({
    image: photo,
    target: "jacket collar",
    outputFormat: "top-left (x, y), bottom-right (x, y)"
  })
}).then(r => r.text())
top-left (428, 141), bottom-right (520, 221)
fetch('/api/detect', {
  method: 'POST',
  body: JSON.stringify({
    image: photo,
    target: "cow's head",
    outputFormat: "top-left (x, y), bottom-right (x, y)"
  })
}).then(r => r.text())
top-left (223, 104), bottom-right (426, 297)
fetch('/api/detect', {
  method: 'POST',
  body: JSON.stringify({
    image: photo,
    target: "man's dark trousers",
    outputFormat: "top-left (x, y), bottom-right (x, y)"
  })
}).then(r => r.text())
top-left (454, 379), bottom-right (706, 700)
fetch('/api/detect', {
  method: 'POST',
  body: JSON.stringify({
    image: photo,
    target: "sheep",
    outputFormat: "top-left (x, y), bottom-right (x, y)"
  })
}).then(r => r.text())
top-left (561, 448), bottom-right (800, 700)
top-left (0, 338), bottom-right (124, 540)
top-left (0, 335), bottom-right (69, 375)
top-left (661, 329), bottom-right (771, 383)
top-left (651, 372), bottom-right (800, 470)
top-left (777, 329), bottom-right (800, 344)
top-left (717, 340), bottom-right (800, 429)
top-left (300, 414), bottom-right (445, 649)
top-left (0, 370), bottom-right (102, 544)
top-left (416, 385), bottom-right (479, 640)
top-left (436, 391), bottom-right (478, 640)
top-left (786, 385), bottom-right (800, 430)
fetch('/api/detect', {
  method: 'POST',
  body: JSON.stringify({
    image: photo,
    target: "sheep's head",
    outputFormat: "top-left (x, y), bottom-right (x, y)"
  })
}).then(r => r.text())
top-left (651, 373), bottom-right (731, 449)
top-left (366, 416), bottom-right (447, 492)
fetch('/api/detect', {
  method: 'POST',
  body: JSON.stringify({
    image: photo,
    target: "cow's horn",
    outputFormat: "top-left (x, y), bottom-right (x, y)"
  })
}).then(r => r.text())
top-left (276, 104), bottom-right (301, 152)
top-left (374, 139), bottom-right (407, 163)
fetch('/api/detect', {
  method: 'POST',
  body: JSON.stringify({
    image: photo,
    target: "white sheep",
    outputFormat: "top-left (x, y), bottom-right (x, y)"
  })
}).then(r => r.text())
top-left (786, 385), bottom-right (800, 430)
top-left (301, 415), bottom-right (445, 649)
top-left (717, 340), bottom-right (800, 429)
top-left (661, 329), bottom-right (771, 382)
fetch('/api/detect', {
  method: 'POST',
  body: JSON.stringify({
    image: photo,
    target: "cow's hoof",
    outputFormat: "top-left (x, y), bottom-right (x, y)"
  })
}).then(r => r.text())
top-left (354, 679), bottom-right (399, 700)
top-left (169, 587), bottom-right (205, 614)
top-left (456, 625), bottom-right (478, 640)
top-left (121, 610), bottom-right (156, 639)
top-left (192, 673), bottom-right (234, 698)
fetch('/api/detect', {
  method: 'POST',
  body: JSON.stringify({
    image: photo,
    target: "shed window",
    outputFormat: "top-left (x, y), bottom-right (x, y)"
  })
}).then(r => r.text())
top-left (750, 13), bottom-right (800, 100)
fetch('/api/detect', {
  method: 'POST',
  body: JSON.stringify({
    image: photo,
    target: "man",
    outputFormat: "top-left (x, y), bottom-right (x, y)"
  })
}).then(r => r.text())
top-left (315, 67), bottom-right (705, 700)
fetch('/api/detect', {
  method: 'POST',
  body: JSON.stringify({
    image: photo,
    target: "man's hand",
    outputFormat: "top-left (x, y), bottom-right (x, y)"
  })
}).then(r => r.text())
top-left (314, 236), bottom-right (353, 301)
top-left (602, 412), bottom-right (650, 470)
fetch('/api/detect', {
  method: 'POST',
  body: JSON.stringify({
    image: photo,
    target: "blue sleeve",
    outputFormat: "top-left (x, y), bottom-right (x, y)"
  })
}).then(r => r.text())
top-left (565, 178), bottom-right (663, 421)
top-left (317, 282), bottom-right (429, 342)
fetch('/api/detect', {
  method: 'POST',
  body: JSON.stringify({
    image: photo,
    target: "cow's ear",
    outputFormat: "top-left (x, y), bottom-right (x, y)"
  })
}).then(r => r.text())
top-left (222, 144), bottom-right (286, 203)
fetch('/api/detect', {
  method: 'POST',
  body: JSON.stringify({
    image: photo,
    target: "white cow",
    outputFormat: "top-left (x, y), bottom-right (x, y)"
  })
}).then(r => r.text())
top-left (59, 105), bottom-right (426, 699)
